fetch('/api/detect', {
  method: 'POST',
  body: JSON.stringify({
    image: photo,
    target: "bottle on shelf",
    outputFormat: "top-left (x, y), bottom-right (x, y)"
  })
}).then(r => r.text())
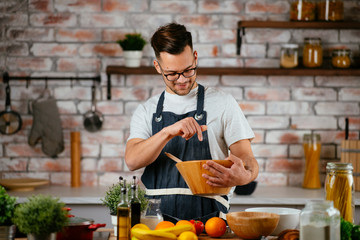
top-left (303, 38), bottom-right (323, 68)
top-left (117, 178), bottom-right (130, 240)
top-left (302, 133), bottom-right (321, 189)
top-left (317, 0), bottom-right (344, 21)
top-left (290, 0), bottom-right (316, 21)
top-left (129, 176), bottom-right (141, 227)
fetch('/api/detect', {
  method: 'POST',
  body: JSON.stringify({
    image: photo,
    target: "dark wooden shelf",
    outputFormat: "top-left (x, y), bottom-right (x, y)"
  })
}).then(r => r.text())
top-left (237, 21), bottom-right (360, 29)
top-left (106, 66), bottom-right (360, 76)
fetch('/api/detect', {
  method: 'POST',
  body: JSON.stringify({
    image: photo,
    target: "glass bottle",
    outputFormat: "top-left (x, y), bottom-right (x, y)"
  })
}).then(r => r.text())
top-left (325, 162), bottom-right (354, 223)
top-left (117, 179), bottom-right (130, 240)
top-left (302, 134), bottom-right (321, 189)
top-left (303, 38), bottom-right (323, 68)
top-left (317, 0), bottom-right (344, 21)
top-left (300, 200), bottom-right (340, 240)
top-left (280, 44), bottom-right (299, 68)
top-left (332, 49), bottom-right (351, 69)
top-left (129, 176), bottom-right (141, 227)
top-left (290, 0), bottom-right (316, 21)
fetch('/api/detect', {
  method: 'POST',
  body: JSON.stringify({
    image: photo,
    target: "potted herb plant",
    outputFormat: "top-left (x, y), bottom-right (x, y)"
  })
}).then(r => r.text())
top-left (0, 186), bottom-right (17, 240)
top-left (117, 33), bottom-right (147, 67)
top-left (12, 195), bottom-right (68, 240)
top-left (101, 181), bottom-right (148, 236)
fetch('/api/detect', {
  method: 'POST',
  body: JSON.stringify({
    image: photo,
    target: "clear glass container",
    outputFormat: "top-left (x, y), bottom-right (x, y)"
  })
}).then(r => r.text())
top-left (303, 38), bottom-right (323, 68)
top-left (303, 134), bottom-right (321, 189)
top-left (280, 44), bottom-right (299, 68)
top-left (290, 0), bottom-right (316, 21)
top-left (140, 199), bottom-right (163, 230)
top-left (300, 200), bottom-right (340, 240)
top-left (332, 49), bottom-right (351, 68)
top-left (317, 0), bottom-right (344, 21)
top-left (325, 162), bottom-right (354, 223)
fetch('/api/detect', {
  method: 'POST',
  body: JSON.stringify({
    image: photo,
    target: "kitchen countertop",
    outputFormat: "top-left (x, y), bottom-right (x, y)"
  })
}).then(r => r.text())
top-left (8, 185), bottom-right (360, 206)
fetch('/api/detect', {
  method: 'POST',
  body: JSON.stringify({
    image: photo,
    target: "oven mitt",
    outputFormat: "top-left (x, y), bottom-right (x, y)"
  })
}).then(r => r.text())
top-left (28, 98), bottom-right (64, 157)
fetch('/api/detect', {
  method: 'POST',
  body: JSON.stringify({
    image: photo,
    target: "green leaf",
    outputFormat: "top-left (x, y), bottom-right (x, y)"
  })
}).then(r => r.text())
top-left (117, 33), bottom-right (146, 51)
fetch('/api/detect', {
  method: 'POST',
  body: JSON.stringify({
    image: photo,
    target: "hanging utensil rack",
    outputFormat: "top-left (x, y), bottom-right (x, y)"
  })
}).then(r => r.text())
top-left (2, 72), bottom-right (102, 88)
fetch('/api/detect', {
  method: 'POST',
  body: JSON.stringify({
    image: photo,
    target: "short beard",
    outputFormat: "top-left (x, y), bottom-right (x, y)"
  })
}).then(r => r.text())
top-left (165, 80), bottom-right (196, 96)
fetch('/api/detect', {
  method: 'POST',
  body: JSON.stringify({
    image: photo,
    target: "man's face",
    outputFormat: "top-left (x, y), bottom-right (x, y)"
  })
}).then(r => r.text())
top-left (154, 45), bottom-right (198, 96)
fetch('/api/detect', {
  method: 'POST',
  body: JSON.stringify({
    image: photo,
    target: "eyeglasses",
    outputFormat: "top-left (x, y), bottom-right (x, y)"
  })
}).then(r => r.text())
top-left (157, 61), bottom-right (197, 81)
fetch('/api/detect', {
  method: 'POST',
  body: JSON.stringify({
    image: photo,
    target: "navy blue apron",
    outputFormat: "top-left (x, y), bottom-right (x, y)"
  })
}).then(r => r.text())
top-left (141, 84), bottom-right (228, 223)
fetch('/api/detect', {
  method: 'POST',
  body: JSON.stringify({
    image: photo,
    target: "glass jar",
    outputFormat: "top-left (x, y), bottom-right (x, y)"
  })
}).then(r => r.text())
top-left (332, 49), bottom-right (351, 68)
top-left (300, 200), bottom-right (340, 240)
top-left (302, 134), bottom-right (321, 189)
top-left (140, 199), bottom-right (163, 230)
top-left (280, 44), bottom-right (299, 68)
top-left (290, 0), bottom-right (316, 21)
top-left (317, 0), bottom-right (344, 21)
top-left (325, 162), bottom-right (354, 223)
top-left (303, 38), bottom-right (323, 68)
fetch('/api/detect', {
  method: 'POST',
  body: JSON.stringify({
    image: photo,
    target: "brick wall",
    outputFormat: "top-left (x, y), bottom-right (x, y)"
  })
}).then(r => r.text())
top-left (0, 0), bottom-right (359, 187)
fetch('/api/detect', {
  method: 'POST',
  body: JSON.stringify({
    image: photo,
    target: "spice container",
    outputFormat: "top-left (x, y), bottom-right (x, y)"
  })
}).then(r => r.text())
top-left (290, 0), bottom-right (316, 21)
top-left (302, 134), bottom-right (321, 189)
top-left (325, 162), bottom-right (354, 223)
top-left (300, 200), bottom-right (341, 240)
top-left (318, 0), bottom-right (344, 21)
top-left (280, 44), bottom-right (299, 68)
top-left (332, 49), bottom-right (351, 68)
top-left (303, 38), bottom-right (323, 68)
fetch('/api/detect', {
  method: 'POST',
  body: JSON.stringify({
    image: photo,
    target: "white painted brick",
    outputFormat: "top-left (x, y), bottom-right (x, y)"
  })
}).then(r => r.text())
top-left (266, 130), bottom-right (309, 144)
top-left (54, 86), bottom-right (89, 100)
top-left (252, 144), bottom-right (288, 158)
top-left (340, 30), bottom-right (360, 43)
top-left (240, 44), bottom-right (266, 58)
top-left (216, 86), bottom-right (243, 100)
top-left (292, 88), bottom-right (337, 101)
top-left (339, 88), bottom-right (360, 101)
top-left (245, 29), bottom-right (291, 43)
top-left (267, 101), bottom-right (312, 115)
top-left (240, 101), bottom-right (266, 115)
top-left (81, 158), bottom-right (98, 171)
top-left (291, 116), bottom-right (337, 129)
top-left (30, 13), bottom-right (77, 27)
top-left (175, 15), bottom-right (222, 28)
top-left (245, 58), bottom-right (279, 68)
top-left (7, 27), bottom-right (55, 41)
top-left (256, 172), bottom-right (287, 186)
top-left (248, 116), bottom-right (289, 129)
top-left (292, 29), bottom-right (339, 43)
top-left (80, 13), bottom-right (125, 27)
top-left (101, 144), bottom-right (125, 158)
top-left (197, 76), bottom-right (221, 87)
top-left (150, 1), bottom-right (196, 13)
top-left (269, 76), bottom-right (314, 87)
top-left (315, 102), bottom-right (360, 115)
top-left (198, 57), bottom-right (244, 67)
top-left (54, 0), bottom-right (101, 12)
top-left (57, 101), bottom-right (77, 114)
top-left (245, 87), bottom-right (290, 101)
top-left (82, 144), bottom-right (100, 157)
top-left (81, 130), bottom-right (124, 144)
top-left (316, 76), bottom-right (360, 87)
top-left (195, 44), bottom-right (220, 57)
top-left (222, 76), bottom-right (266, 86)
top-left (199, 0), bottom-right (244, 13)
top-left (31, 43), bottom-right (78, 56)
top-left (0, 158), bottom-right (27, 171)
top-left (289, 144), bottom-right (303, 158)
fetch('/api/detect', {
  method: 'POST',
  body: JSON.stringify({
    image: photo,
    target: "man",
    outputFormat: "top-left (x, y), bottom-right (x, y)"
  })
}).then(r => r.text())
top-left (125, 23), bottom-right (258, 222)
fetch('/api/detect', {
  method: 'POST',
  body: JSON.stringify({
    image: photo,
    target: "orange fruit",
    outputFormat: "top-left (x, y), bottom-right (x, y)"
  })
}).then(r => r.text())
top-left (176, 220), bottom-right (196, 234)
top-left (178, 231), bottom-right (198, 240)
top-left (155, 220), bottom-right (175, 230)
top-left (205, 217), bottom-right (227, 237)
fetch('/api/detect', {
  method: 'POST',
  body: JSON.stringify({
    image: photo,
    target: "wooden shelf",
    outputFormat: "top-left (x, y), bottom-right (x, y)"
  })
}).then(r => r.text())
top-left (237, 21), bottom-right (360, 29)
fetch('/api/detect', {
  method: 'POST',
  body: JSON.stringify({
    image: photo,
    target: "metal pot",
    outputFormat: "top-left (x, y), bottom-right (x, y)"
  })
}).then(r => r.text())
top-left (56, 216), bottom-right (105, 240)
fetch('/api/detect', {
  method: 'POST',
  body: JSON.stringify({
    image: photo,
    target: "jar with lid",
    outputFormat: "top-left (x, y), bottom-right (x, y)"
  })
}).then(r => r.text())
top-left (300, 200), bottom-right (340, 240)
top-left (317, 0), bottom-right (344, 21)
top-left (303, 38), bottom-right (323, 68)
top-left (280, 44), bottom-right (299, 68)
top-left (332, 49), bottom-right (351, 68)
top-left (325, 162), bottom-right (354, 223)
top-left (290, 0), bottom-right (316, 21)
top-left (302, 134), bottom-right (321, 189)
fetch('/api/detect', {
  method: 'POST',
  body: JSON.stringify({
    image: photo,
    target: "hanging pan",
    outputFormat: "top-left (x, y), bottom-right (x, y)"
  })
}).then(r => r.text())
top-left (83, 85), bottom-right (103, 132)
top-left (0, 84), bottom-right (22, 135)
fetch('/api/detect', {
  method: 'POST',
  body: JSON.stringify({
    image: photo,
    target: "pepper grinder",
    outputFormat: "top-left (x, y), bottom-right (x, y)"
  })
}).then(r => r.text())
top-left (71, 131), bottom-right (81, 187)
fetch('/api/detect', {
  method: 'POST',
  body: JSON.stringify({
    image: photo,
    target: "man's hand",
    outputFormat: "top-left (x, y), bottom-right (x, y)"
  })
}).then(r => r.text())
top-left (163, 117), bottom-right (207, 141)
top-left (202, 154), bottom-right (254, 187)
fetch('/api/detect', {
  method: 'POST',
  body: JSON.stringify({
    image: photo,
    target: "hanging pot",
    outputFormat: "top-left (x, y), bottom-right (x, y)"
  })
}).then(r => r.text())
top-left (0, 85), bottom-right (22, 135)
top-left (56, 216), bottom-right (105, 240)
top-left (83, 85), bottom-right (103, 132)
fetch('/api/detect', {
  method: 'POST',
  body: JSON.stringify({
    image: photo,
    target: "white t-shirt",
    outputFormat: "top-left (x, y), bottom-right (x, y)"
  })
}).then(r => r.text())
top-left (128, 86), bottom-right (254, 160)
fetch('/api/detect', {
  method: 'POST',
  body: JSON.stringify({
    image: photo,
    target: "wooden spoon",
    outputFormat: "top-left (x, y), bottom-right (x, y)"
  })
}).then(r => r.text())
top-left (164, 152), bottom-right (183, 163)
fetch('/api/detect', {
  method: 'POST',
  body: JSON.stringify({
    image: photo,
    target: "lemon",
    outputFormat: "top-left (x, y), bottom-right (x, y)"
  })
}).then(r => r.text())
top-left (178, 231), bottom-right (198, 240)
top-left (131, 223), bottom-right (150, 230)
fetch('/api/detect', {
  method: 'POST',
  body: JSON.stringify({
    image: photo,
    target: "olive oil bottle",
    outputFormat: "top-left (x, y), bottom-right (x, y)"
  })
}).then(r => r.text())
top-left (117, 179), bottom-right (130, 240)
top-left (129, 176), bottom-right (141, 227)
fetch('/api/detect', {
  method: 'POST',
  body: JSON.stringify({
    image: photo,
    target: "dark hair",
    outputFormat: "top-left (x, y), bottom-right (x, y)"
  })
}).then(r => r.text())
top-left (151, 23), bottom-right (193, 59)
